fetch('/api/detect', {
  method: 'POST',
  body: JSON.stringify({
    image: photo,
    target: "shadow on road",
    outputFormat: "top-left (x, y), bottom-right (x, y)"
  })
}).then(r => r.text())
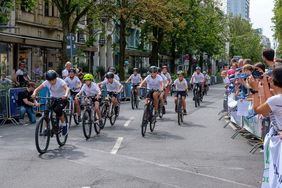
top-left (145, 131), bottom-right (185, 140)
top-left (180, 121), bottom-right (206, 128)
top-left (39, 145), bottom-right (86, 161)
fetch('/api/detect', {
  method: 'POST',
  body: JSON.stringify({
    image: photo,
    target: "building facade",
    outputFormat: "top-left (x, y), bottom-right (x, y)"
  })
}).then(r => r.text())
top-left (227, 0), bottom-right (250, 20)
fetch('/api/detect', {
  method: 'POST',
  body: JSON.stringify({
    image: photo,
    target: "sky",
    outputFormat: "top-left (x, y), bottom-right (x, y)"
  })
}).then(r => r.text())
top-left (250, 0), bottom-right (275, 46)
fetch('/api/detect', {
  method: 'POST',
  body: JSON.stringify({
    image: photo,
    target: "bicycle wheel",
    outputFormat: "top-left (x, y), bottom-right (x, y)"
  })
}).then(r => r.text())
top-left (35, 116), bottom-right (50, 154)
top-left (159, 102), bottom-right (163, 119)
top-left (82, 110), bottom-right (92, 139)
top-left (56, 111), bottom-right (69, 146)
top-left (109, 106), bottom-right (117, 126)
top-left (141, 106), bottom-right (149, 137)
top-left (131, 90), bottom-right (135, 110)
top-left (100, 103), bottom-right (107, 129)
top-left (73, 113), bottom-right (79, 125)
top-left (93, 111), bottom-right (101, 135)
top-left (135, 94), bottom-right (139, 109)
top-left (68, 102), bottom-right (73, 127)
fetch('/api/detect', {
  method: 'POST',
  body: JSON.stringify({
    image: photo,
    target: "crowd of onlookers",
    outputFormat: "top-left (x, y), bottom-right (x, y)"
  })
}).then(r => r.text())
top-left (221, 48), bottom-right (282, 187)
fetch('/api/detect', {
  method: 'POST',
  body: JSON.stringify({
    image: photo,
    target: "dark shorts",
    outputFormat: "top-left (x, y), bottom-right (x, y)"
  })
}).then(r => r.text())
top-left (70, 90), bottom-right (79, 97)
top-left (146, 90), bottom-right (159, 99)
top-left (132, 83), bottom-right (140, 88)
top-left (174, 91), bottom-right (187, 98)
top-left (50, 98), bottom-right (68, 118)
top-left (108, 92), bottom-right (118, 98)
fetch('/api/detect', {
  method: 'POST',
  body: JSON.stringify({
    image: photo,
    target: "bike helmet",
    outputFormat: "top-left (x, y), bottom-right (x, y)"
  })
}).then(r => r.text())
top-left (177, 71), bottom-right (184, 75)
top-left (195, 66), bottom-right (201, 70)
top-left (46, 70), bottom-right (58, 81)
top-left (149, 66), bottom-right (158, 73)
top-left (105, 72), bottom-right (115, 79)
top-left (83, 73), bottom-right (94, 81)
top-left (133, 68), bottom-right (138, 71)
top-left (69, 68), bottom-right (76, 74)
top-left (203, 71), bottom-right (207, 74)
top-left (109, 67), bottom-right (116, 73)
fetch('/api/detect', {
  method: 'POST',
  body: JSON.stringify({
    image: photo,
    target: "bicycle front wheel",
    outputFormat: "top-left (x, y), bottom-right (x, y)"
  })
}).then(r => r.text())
top-left (35, 116), bottom-right (50, 154)
top-left (100, 104), bottom-right (107, 128)
top-left (109, 108), bottom-right (117, 126)
top-left (56, 112), bottom-right (69, 146)
top-left (82, 110), bottom-right (92, 139)
top-left (141, 106), bottom-right (149, 137)
top-left (93, 111), bottom-right (101, 135)
top-left (131, 90), bottom-right (135, 110)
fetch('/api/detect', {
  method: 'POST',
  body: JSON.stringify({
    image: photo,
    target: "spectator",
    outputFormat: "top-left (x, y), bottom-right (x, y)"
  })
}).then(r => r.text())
top-left (254, 62), bottom-right (266, 73)
top-left (242, 64), bottom-right (255, 75)
top-left (243, 59), bottom-right (252, 65)
top-left (15, 62), bottom-right (30, 87)
top-left (18, 82), bottom-right (40, 124)
top-left (262, 48), bottom-right (275, 69)
top-left (0, 73), bottom-right (12, 85)
top-left (62, 61), bottom-right (72, 79)
top-left (238, 59), bottom-right (244, 67)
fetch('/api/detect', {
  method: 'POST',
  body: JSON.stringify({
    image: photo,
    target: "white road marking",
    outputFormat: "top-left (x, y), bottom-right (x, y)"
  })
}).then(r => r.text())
top-left (71, 145), bottom-right (256, 188)
top-left (82, 187), bottom-right (90, 188)
top-left (110, 137), bottom-right (123, 155)
top-left (124, 117), bottom-right (134, 127)
top-left (0, 136), bottom-right (2, 138)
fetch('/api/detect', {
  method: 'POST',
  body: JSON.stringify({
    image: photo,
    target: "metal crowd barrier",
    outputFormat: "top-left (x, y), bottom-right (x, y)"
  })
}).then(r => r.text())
top-left (0, 90), bottom-right (8, 126)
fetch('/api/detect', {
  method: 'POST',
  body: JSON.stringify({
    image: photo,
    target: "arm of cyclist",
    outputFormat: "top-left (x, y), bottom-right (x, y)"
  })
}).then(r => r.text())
top-left (138, 79), bottom-right (147, 88)
top-left (32, 83), bottom-right (45, 99)
top-left (62, 84), bottom-right (69, 100)
top-left (125, 75), bottom-right (132, 83)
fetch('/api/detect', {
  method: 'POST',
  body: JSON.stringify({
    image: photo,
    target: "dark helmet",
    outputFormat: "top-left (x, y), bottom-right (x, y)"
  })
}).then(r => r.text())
top-left (109, 67), bottom-right (116, 73)
top-left (69, 68), bottom-right (76, 74)
top-left (149, 66), bottom-right (158, 73)
top-left (46, 70), bottom-right (58, 81)
top-left (105, 72), bottom-right (115, 79)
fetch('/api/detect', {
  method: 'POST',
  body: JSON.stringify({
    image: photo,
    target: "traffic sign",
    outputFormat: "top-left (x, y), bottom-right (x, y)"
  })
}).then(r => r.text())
top-left (66, 33), bottom-right (77, 60)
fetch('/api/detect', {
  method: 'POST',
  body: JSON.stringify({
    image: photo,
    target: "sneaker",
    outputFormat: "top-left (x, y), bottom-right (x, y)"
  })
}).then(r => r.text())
top-left (183, 109), bottom-right (187, 115)
top-left (60, 124), bottom-right (68, 136)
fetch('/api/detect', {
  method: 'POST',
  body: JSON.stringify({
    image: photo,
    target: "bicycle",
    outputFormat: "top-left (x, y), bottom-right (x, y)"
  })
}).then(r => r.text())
top-left (67, 91), bottom-right (80, 126)
top-left (175, 92), bottom-right (186, 125)
top-left (100, 93), bottom-right (120, 127)
top-left (35, 97), bottom-right (69, 154)
top-left (141, 89), bottom-right (158, 137)
top-left (130, 84), bottom-right (140, 110)
top-left (81, 96), bottom-right (101, 140)
top-left (158, 97), bottom-right (165, 119)
top-left (193, 83), bottom-right (202, 108)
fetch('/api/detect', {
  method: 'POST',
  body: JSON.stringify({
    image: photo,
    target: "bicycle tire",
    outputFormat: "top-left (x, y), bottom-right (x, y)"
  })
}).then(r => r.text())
top-left (109, 107), bottom-right (117, 126)
top-left (141, 106), bottom-right (149, 137)
top-left (177, 98), bottom-right (182, 125)
top-left (100, 103), bottom-right (107, 128)
top-left (150, 105), bottom-right (156, 132)
top-left (82, 110), bottom-right (92, 139)
top-left (56, 112), bottom-right (69, 146)
top-left (69, 102), bottom-right (73, 127)
top-left (93, 111), bottom-right (101, 135)
top-left (135, 95), bottom-right (139, 109)
top-left (159, 102), bottom-right (163, 119)
top-left (131, 90), bottom-right (135, 110)
top-left (73, 113), bottom-right (79, 125)
top-left (35, 116), bottom-right (50, 154)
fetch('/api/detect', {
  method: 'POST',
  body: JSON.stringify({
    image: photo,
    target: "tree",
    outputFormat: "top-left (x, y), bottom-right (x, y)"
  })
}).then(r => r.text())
top-left (229, 17), bottom-right (263, 62)
top-left (273, 0), bottom-right (282, 57)
top-left (52, 0), bottom-right (94, 64)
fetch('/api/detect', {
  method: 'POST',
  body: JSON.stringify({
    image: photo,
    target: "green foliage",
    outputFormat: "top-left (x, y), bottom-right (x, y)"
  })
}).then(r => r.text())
top-left (273, 0), bottom-right (282, 57)
top-left (229, 17), bottom-right (263, 62)
top-left (21, 0), bottom-right (37, 12)
top-left (0, 0), bottom-right (14, 24)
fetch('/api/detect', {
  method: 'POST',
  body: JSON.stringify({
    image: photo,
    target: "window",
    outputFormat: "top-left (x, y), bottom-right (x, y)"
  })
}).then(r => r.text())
top-left (44, 0), bottom-right (49, 16)
top-left (51, 2), bottom-right (55, 17)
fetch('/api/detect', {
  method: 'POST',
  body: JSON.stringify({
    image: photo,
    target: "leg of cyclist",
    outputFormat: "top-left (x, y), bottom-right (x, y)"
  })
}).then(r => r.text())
top-left (54, 99), bottom-right (68, 135)
top-left (94, 100), bottom-right (102, 124)
top-left (182, 95), bottom-right (187, 115)
top-left (153, 91), bottom-right (159, 115)
top-left (74, 98), bottom-right (81, 121)
top-left (174, 94), bottom-right (178, 112)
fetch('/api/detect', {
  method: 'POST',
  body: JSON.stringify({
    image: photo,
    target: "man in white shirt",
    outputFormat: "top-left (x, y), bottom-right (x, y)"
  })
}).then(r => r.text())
top-left (191, 67), bottom-right (205, 100)
top-left (62, 61), bottom-right (72, 79)
top-left (126, 68), bottom-right (142, 98)
top-left (139, 66), bottom-right (163, 115)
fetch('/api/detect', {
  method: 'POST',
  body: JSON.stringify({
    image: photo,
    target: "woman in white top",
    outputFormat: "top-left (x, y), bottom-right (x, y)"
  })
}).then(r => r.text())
top-left (174, 71), bottom-right (188, 115)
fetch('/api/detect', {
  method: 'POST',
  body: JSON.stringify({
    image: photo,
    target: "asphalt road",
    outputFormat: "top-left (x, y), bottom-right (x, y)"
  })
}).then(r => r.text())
top-left (0, 85), bottom-right (263, 188)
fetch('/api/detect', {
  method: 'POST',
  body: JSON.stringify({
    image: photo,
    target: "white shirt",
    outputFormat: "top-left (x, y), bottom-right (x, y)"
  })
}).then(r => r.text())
top-left (191, 72), bottom-right (205, 84)
top-left (129, 74), bottom-right (142, 84)
top-left (162, 72), bottom-right (171, 81)
top-left (64, 76), bottom-right (81, 92)
top-left (62, 69), bottom-right (69, 78)
top-left (174, 79), bottom-right (188, 91)
top-left (144, 75), bottom-right (163, 90)
top-left (16, 69), bottom-right (24, 76)
top-left (223, 77), bottom-right (230, 85)
top-left (103, 74), bottom-right (120, 82)
top-left (43, 78), bottom-right (67, 98)
top-left (102, 79), bottom-right (122, 92)
top-left (267, 94), bottom-right (282, 130)
top-left (81, 82), bottom-right (100, 96)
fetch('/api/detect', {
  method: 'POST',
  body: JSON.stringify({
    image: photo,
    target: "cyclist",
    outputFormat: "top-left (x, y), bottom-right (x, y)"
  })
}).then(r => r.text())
top-left (158, 67), bottom-right (167, 109)
top-left (191, 67), bottom-right (205, 100)
top-left (62, 61), bottom-right (72, 79)
top-left (203, 71), bottom-right (211, 95)
top-left (32, 70), bottom-right (70, 135)
top-left (100, 72), bottom-right (123, 115)
top-left (162, 65), bottom-right (172, 104)
top-left (126, 68), bottom-right (142, 98)
top-left (139, 66), bottom-right (163, 116)
top-left (76, 74), bottom-right (103, 126)
top-left (64, 68), bottom-right (82, 122)
top-left (174, 71), bottom-right (188, 115)
top-left (108, 67), bottom-right (120, 82)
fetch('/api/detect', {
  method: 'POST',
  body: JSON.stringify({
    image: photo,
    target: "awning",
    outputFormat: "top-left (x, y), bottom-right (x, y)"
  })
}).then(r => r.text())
top-left (0, 32), bottom-right (62, 48)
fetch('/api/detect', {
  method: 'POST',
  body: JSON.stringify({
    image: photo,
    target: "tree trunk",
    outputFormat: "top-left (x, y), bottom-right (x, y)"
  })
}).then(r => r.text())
top-left (170, 35), bottom-right (176, 73)
top-left (118, 13), bottom-right (126, 81)
top-left (150, 27), bottom-right (164, 66)
top-left (61, 19), bottom-right (71, 67)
